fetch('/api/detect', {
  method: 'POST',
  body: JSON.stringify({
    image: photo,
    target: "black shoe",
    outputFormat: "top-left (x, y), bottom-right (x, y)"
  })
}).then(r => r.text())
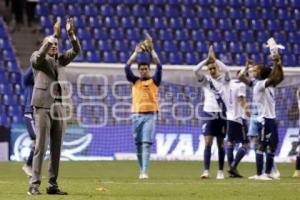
top-left (228, 168), bottom-right (243, 178)
top-left (46, 186), bottom-right (68, 195)
top-left (27, 186), bottom-right (41, 195)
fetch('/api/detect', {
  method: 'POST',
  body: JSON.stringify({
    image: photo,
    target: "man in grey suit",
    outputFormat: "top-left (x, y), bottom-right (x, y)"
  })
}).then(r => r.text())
top-left (27, 17), bottom-right (80, 195)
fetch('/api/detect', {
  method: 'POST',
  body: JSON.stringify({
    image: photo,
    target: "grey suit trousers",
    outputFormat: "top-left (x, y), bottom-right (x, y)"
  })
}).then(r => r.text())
top-left (30, 103), bottom-right (66, 187)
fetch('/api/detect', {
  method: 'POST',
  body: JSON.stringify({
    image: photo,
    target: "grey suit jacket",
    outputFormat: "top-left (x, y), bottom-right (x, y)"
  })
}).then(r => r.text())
top-left (30, 38), bottom-right (81, 108)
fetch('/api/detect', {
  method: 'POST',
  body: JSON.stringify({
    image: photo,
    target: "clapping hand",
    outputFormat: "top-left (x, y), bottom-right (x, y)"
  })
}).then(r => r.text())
top-left (53, 17), bottom-right (61, 38)
top-left (66, 17), bottom-right (74, 36)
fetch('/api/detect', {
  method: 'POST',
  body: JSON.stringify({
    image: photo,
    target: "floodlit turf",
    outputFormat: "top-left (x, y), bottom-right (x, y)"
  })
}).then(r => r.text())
top-left (0, 161), bottom-right (299, 200)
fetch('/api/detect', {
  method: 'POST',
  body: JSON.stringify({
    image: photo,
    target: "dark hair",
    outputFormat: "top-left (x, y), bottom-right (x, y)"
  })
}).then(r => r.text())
top-left (138, 62), bottom-right (150, 69)
top-left (256, 62), bottom-right (272, 80)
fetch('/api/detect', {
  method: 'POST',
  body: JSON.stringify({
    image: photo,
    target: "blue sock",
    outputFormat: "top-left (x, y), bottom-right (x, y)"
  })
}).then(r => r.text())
top-left (296, 155), bottom-right (300, 170)
top-left (26, 146), bottom-right (34, 166)
top-left (265, 152), bottom-right (275, 174)
top-left (141, 143), bottom-right (151, 173)
top-left (233, 147), bottom-right (247, 168)
top-left (218, 147), bottom-right (225, 170)
top-left (227, 146), bottom-right (234, 168)
top-left (136, 144), bottom-right (142, 171)
top-left (256, 151), bottom-right (264, 175)
top-left (204, 145), bottom-right (211, 170)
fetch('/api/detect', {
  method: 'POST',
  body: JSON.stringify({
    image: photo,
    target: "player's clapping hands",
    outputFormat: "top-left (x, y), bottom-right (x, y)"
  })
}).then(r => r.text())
top-left (53, 18), bottom-right (61, 38)
top-left (66, 17), bottom-right (74, 36)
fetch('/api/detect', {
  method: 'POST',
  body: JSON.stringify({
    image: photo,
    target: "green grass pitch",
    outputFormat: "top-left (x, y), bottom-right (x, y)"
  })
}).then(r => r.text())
top-left (0, 161), bottom-right (299, 200)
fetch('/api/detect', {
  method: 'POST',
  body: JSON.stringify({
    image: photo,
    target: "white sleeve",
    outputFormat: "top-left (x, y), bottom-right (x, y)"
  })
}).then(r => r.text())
top-left (238, 84), bottom-right (246, 97)
top-left (256, 80), bottom-right (267, 91)
top-left (216, 59), bottom-right (230, 81)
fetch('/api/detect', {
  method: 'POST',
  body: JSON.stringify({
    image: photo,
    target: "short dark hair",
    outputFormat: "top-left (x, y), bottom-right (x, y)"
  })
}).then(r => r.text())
top-left (256, 63), bottom-right (272, 80)
top-left (138, 62), bottom-right (150, 69)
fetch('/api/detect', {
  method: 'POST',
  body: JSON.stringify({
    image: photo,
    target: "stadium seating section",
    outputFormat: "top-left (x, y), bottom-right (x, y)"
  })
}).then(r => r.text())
top-left (36, 0), bottom-right (300, 66)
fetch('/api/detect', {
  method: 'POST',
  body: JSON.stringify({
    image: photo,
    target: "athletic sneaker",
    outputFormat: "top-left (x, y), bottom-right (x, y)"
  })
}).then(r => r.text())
top-left (254, 174), bottom-right (272, 181)
top-left (216, 170), bottom-right (225, 180)
top-left (139, 172), bottom-right (149, 179)
top-left (271, 169), bottom-right (280, 179)
top-left (266, 173), bottom-right (280, 180)
top-left (27, 186), bottom-right (41, 195)
top-left (228, 168), bottom-right (243, 178)
top-left (292, 170), bottom-right (300, 178)
top-left (200, 170), bottom-right (210, 179)
top-left (22, 164), bottom-right (32, 177)
top-left (248, 174), bottom-right (258, 180)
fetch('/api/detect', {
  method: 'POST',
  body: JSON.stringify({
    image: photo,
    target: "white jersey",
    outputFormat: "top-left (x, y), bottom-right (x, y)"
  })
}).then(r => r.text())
top-left (226, 79), bottom-right (246, 124)
top-left (199, 74), bottom-right (229, 113)
top-left (297, 90), bottom-right (300, 125)
top-left (252, 79), bottom-right (276, 122)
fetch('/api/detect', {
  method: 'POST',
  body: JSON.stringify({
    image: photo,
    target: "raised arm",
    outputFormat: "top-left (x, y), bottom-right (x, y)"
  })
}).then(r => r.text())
top-left (265, 54), bottom-right (284, 87)
top-left (30, 19), bottom-right (61, 72)
top-left (59, 17), bottom-right (81, 66)
top-left (238, 59), bottom-right (253, 87)
top-left (238, 84), bottom-right (251, 117)
top-left (193, 59), bottom-right (208, 83)
top-left (216, 59), bottom-right (230, 81)
top-left (125, 46), bottom-right (141, 83)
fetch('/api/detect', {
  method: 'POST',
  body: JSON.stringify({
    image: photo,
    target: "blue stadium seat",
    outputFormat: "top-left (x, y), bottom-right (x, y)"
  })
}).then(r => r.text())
top-left (196, 41), bottom-right (209, 53)
top-left (294, 9), bottom-right (300, 20)
top-left (0, 38), bottom-right (11, 49)
top-left (62, 0), bottom-right (77, 4)
top-left (213, 7), bottom-right (227, 18)
top-left (126, 29), bottom-right (140, 41)
top-left (3, 50), bottom-right (15, 61)
top-left (250, 19), bottom-right (264, 31)
top-left (212, 41), bottom-right (225, 53)
top-left (259, 0), bottom-right (272, 7)
top-left (250, 54), bottom-right (263, 63)
top-left (89, 17), bottom-right (102, 28)
top-left (149, 5), bottom-right (163, 17)
top-left (288, 32), bottom-right (300, 43)
top-left (185, 52), bottom-right (198, 65)
top-left (229, 42), bottom-right (242, 53)
top-left (219, 18), bottom-right (232, 30)
top-left (73, 53), bottom-right (84, 62)
top-left (186, 18), bottom-right (199, 29)
top-left (275, 0), bottom-right (286, 8)
top-left (196, 6), bottom-right (210, 18)
top-left (100, 5), bottom-right (114, 17)
top-left (169, 52), bottom-right (183, 64)
top-left (163, 41), bottom-right (177, 52)
top-left (267, 20), bottom-right (280, 31)
top-left (165, 5), bottom-right (178, 17)
top-left (283, 55), bottom-right (297, 66)
top-left (119, 52), bottom-right (130, 63)
top-left (121, 17), bottom-right (134, 28)
top-left (132, 5), bottom-right (146, 17)
top-left (137, 17), bottom-right (150, 28)
top-left (214, 0), bottom-right (225, 6)
top-left (73, 16), bottom-right (85, 28)
top-left (105, 17), bottom-right (118, 28)
top-left (159, 29), bottom-right (173, 41)
top-left (103, 51), bottom-right (117, 63)
top-left (116, 5), bottom-right (130, 17)
top-left (229, 8), bottom-right (243, 19)
top-left (98, 40), bottom-right (111, 51)
top-left (245, 8), bottom-right (258, 19)
top-left (257, 31), bottom-right (269, 43)
top-left (170, 17), bottom-right (183, 29)
top-left (246, 43), bottom-right (259, 54)
top-left (273, 32), bottom-right (286, 44)
top-left (180, 41), bottom-right (193, 52)
top-left (36, 4), bottom-right (49, 16)
top-left (240, 31), bottom-right (254, 42)
top-left (93, 28), bottom-right (108, 40)
top-left (51, 4), bottom-right (65, 16)
top-left (86, 51), bottom-right (100, 62)
top-left (202, 18), bottom-right (216, 30)
top-left (234, 19), bottom-right (248, 30)
top-left (84, 5), bottom-right (98, 17)
top-left (290, 0), bottom-right (300, 8)
top-left (235, 53), bottom-right (246, 65)
top-left (278, 8), bottom-right (291, 19)
top-left (114, 40), bottom-right (128, 51)
top-left (207, 30), bottom-right (221, 42)
top-left (224, 30), bottom-right (237, 42)
top-left (198, 0), bottom-right (209, 6)
top-left (294, 44), bottom-right (300, 55)
top-left (40, 16), bottom-right (52, 28)
top-left (137, 0), bottom-right (151, 5)
top-left (82, 39), bottom-right (94, 51)
top-left (78, 0), bottom-right (93, 4)
top-left (181, 5), bottom-right (195, 18)
top-left (110, 28), bottom-right (123, 40)
top-left (123, 0), bottom-right (137, 5)
top-left (6, 61), bottom-right (19, 72)
top-left (284, 20), bottom-right (297, 31)
top-left (175, 30), bottom-right (189, 41)
top-left (77, 28), bottom-right (90, 40)
top-left (154, 17), bottom-right (167, 29)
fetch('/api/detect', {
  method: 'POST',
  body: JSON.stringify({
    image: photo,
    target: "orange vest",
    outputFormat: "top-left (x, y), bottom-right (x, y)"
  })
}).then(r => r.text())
top-left (132, 79), bottom-right (159, 113)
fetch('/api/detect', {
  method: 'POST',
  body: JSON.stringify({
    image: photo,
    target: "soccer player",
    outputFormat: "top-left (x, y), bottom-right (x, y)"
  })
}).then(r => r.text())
top-left (226, 71), bottom-right (251, 178)
top-left (194, 46), bottom-right (230, 179)
top-left (238, 53), bottom-right (284, 180)
top-left (292, 88), bottom-right (300, 178)
top-left (22, 66), bottom-right (35, 177)
top-left (125, 34), bottom-right (162, 179)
